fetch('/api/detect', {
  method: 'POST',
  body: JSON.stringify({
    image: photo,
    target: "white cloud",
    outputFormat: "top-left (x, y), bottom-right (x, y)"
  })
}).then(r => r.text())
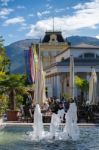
top-left (0, 8), bottom-right (14, 18)
top-left (73, 3), bottom-right (85, 10)
top-left (37, 10), bottom-right (50, 17)
top-left (0, 16), bottom-right (7, 19)
top-left (17, 5), bottom-right (26, 9)
top-left (8, 34), bottom-right (15, 37)
top-left (18, 25), bottom-right (30, 31)
top-left (21, 23), bottom-right (27, 26)
top-left (26, 23), bottom-right (46, 38)
top-left (45, 3), bottom-right (52, 10)
top-left (3, 16), bottom-right (25, 26)
top-left (18, 23), bottom-right (29, 31)
top-left (37, 12), bottom-right (42, 17)
top-left (96, 35), bottom-right (99, 39)
top-left (0, 0), bottom-right (11, 6)
top-left (55, 8), bottom-right (65, 13)
top-left (28, 14), bottom-right (35, 17)
top-left (27, 0), bottom-right (99, 38)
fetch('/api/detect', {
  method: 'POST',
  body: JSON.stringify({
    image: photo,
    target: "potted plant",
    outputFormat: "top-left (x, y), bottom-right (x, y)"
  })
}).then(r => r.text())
top-left (0, 74), bottom-right (26, 121)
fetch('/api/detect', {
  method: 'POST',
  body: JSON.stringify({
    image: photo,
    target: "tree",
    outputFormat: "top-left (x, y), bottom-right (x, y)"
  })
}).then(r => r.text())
top-left (0, 36), bottom-right (10, 73)
top-left (0, 36), bottom-right (10, 115)
top-left (0, 74), bottom-right (26, 110)
top-left (0, 94), bottom-right (8, 116)
top-left (75, 76), bottom-right (89, 103)
top-left (0, 36), bottom-right (4, 52)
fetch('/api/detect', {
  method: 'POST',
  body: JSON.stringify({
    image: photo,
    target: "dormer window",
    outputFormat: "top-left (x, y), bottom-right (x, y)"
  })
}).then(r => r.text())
top-left (49, 34), bottom-right (57, 43)
top-left (52, 38), bottom-right (55, 42)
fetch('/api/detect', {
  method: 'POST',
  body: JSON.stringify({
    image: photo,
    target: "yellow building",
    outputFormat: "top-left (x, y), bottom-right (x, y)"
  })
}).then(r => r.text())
top-left (40, 31), bottom-right (69, 68)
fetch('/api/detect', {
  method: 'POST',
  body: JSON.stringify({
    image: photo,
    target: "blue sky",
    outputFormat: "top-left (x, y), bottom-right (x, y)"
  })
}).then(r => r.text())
top-left (0, 0), bottom-right (99, 45)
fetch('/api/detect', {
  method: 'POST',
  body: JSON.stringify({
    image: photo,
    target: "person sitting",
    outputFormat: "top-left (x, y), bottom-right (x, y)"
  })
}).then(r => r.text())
top-left (42, 102), bottom-right (49, 112)
top-left (22, 93), bottom-right (33, 122)
top-left (58, 102), bottom-right (65, 122)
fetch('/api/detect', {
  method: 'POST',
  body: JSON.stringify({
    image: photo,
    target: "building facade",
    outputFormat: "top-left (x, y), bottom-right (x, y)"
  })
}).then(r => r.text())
top-left (40, 31), bottom-right (69, 68)
top-left (44, 44), bottom-right (99, 99)
top-left (40, 31), bottom-right (99, 99)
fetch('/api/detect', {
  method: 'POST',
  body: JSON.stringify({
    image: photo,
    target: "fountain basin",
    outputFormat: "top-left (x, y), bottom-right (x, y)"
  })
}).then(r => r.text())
top-left (0, 124), bottom-right (99, 150)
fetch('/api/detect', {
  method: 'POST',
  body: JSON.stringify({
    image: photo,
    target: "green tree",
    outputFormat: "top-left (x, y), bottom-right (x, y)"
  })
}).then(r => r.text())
top-left (0, 36), bottom-right (10, 73)
top-left (0, 36), bottom-right (10, 115)
top-left (0, 74), bottom-right (26, 110)
top-left (62, 93), bottom-right (69, 102)
top-left (0, 36), bottom-right (4, 52)
top-left (0, 94), bottom-right (8, 116)
top-left (75, 76), bottom-right (89, 103)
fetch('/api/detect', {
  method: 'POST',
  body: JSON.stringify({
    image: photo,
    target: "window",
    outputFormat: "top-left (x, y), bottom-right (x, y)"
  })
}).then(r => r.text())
top-left (49, 34), bottom-right (57, 43)
top-left (84, 53), bottom-right (94, 58)
top-left (79, 55), bottom-right (83, 58)
top-left (79, 53), bottom-right (95, 59)
top-left (96, 54), bottom-right (99, 58)
top-left (52, 38), bottom-right (55, 42)
top-left (43, 51), bottom-right (49, 57)
top-left (61, 57), bottom-right (65, 61)
top-left (41, 51), bottom-right (44, 57)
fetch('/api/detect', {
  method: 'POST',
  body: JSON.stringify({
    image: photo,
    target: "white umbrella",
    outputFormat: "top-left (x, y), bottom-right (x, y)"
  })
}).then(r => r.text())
top-left (69, 55), bottom-right (74, 99)
top-left (87, 68), bottom-right (97, 105)
top-left (34, 64), bottom-right (39, 104)
top-left (39, 61), bottom-right (46, 105)
top-left (34, 60), bottom-right (46, 105)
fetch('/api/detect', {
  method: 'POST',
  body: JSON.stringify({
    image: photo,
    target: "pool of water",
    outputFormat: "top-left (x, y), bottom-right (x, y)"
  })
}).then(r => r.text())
top-left (0, 125), bottom-right (99, 150)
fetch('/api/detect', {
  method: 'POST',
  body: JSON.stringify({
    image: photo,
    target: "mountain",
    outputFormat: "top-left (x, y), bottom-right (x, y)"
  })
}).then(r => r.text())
top-left (5, 36), bottom-right (99, 73)
top-left (67, 36), bottom-right (99, 46)
top-left (5, 39), bottom-right (39, 73)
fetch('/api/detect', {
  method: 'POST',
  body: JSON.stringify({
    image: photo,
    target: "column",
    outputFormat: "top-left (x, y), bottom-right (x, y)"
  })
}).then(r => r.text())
top-left (56, 75), bottom-right (61, 98)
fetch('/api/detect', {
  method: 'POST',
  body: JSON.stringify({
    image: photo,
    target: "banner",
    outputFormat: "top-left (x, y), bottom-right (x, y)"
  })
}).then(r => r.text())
top-left (24, 50), bottom-right (32, 84)
top-left (29, 47), bottom-right (35, 83)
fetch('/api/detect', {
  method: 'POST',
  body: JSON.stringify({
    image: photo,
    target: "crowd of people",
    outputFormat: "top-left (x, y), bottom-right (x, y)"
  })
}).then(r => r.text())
top-left (19, 93), bottom-right (74, 122)
top-left (19, 93), bottom-right (99, 123)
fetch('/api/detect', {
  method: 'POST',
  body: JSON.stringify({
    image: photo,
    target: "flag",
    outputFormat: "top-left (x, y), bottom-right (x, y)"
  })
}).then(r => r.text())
top-left (32, 45), bottom-right (38, 64)
top-left (24, 50), bottom-right (32, 84)
top-left (32, 44), bottom-right (39, 77)
top-left (29, 47), bottom-right (35, 83)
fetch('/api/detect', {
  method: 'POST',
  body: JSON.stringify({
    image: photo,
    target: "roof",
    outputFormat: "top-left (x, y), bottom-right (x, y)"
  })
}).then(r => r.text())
top-left (73, 43), bottom-right (99, 48)
top-left (45, 57), bottom-right (99, 70)
top-left (55, 44), bottom-right (99, 58)
top-left (42, 31), bottom-right (65, 43)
